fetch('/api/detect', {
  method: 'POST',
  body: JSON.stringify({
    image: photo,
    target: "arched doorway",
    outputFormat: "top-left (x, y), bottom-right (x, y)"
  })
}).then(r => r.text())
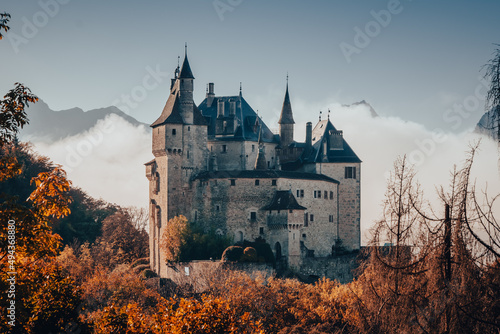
top-left (275, 242), bottom-right (282, 261)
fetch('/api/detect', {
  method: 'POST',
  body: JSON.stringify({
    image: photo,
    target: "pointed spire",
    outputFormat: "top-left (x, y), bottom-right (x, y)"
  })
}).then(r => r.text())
top-left (279, 75), bottom-right (295, 124)
top-left (258, 123), bottom-right (263, 144)
top-left (328, 109), bottom-right (330, 120)
top-left (239, 82), bottom-right (242, 97)
top-left (179, 44), bottom-right (194, 79)
top-left (319, 110), bottom-right (322, 121)
top-left (254, 125), bottom-right (267, 170)
top-left (174, 56), bottom-right (180, 78)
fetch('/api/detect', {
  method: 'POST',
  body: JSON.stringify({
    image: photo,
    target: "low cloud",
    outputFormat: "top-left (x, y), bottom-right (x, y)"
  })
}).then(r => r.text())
top-left (31, 114), bottom-right (152, 208)
top-left (30, 105), bottom-right (499, 245)
top-left (289, 99), bottom-right (500, 243)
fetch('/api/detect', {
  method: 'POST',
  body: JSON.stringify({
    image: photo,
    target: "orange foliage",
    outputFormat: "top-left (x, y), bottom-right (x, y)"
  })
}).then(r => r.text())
top-left (29, 165), bottom-right (72, 218)
top-left (89, 295), bottom-right (263, 334)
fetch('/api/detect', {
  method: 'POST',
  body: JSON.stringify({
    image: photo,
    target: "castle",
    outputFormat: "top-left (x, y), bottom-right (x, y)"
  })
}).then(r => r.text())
top-left (146, 50), bottom-right (361, 278)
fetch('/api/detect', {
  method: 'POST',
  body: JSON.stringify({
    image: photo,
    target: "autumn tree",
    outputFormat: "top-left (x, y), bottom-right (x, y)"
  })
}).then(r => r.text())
top-left (355, 146), bottom-right (500, 333)
top-left (0, 13), bottom-right (81, 332)
top-left (0, 12), bottom-right (10, 40)
top-left (91, 209), bottom-right (149, 269)
top-left (160, 215), bottom-right (232, 263)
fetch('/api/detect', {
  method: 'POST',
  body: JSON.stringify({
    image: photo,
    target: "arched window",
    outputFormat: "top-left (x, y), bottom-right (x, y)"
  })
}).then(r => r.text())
top-left (237, 231), bottom-right (244, 242)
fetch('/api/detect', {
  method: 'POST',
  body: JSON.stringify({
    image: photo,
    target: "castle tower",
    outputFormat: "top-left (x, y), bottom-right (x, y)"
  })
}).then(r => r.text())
top-left (147, 48), bottom-right (208, 276)
top-left (279, 77), bottom-right (295, 148)
top-left (178, 46), bottom-right (195, 124)
top-left (254, 125), bottom-right (267, 170)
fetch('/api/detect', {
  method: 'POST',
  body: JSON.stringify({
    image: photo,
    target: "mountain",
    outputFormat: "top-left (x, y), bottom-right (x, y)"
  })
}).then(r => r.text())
top-left (475, 106), bottom-right (499, 140)
top-left (19, 100), bottom-right (150, 142)
top-left (342, 100), bottom-right (379, 118)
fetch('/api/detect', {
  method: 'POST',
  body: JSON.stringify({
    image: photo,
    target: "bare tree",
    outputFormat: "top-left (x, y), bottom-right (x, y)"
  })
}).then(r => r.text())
top-left (483, 44), bottom-right (500, 173)
top-left (357, 147), bottom-right (500, 333)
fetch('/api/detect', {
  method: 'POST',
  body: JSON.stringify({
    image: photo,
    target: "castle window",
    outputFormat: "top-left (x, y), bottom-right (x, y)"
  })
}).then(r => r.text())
top-left (187, 151), bottom-right (190, 159)
top-left (272, 179), bottom-right (277, 186)
top-left (188, 126), bottom-right (190, 131)
top-left (252, 145), bottom-right (255, 152)
top-left (222, 145), bottom-right (227, 153)
top-left (296, 190), bottom-right (300, 197)
top-left (345, 166), bottom-right (356, 179)
top-left (330, 191), bottom-right (334, 200)
top-left (329, 215), bottom-right (334, 222)
top-left (255, 180), bottom-right (260, 186)
top-left (260, 227), bottom-right (264, 234)
top-left (300, 190), bottom-right (304, 198)
top-left (324, 191), bottom-right (328, 199)
top-left (314, 191), bottom-right (317, 198)
top-left (250, 212), bottom-right (257, 221)
top-left (317, 191), bottom-right (321, 199)
top-left (310, 214), bottom-right (314, 222)
top-left (216, 205), bottom-right (220, 212)
top-left (230, 179), bottom-right (236, 186)
top-left (154, 172), bottom-right (160, 194)
top-left (304, 213), bottom-right (308, 227)
top-left (172, 129), bottom-right (176, 135)
top-left (302, 233), bottom-right (306, 238)
top-left (267, 161), bottom-right (270, 168)
top-left (289, 209), bottom-right (293, 213)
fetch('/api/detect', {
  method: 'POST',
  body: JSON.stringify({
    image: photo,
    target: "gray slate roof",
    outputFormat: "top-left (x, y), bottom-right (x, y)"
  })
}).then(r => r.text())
top-left (278, 84), bottom-right (295, 124)
top-left (262, 190), bottom-right (306, 211)
top-left (179, 55), bottom-right (194, 79)
top-left (194, 170), bottom-right (339, 184)
top-left (198, 95), bottom-right (278, 143)
top-left (150, 80), bottom-right (207, 127)
top-left (306, 120), bottom-right (361, 163)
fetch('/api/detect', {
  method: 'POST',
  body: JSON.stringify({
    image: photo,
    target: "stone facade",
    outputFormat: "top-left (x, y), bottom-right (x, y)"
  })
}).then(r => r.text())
top-left (146, 51), bottom-right (362, 279)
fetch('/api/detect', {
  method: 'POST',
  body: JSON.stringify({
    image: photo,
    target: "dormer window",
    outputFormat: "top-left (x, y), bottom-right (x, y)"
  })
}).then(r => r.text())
top-left (172, 129), bottom-right (176, 136)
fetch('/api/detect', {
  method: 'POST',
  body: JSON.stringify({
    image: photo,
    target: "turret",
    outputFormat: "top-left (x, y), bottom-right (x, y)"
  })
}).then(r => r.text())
top-left (254, 126), bottom-right (267, 170)
top-left (279, 76), bottom-right (295, 148)
top-left (178, 46), bottom-right (195, 124)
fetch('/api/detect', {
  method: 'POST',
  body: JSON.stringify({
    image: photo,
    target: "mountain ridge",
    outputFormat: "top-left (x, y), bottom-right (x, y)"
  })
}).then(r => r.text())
top-left (19, 100), bottom-right (150, 142)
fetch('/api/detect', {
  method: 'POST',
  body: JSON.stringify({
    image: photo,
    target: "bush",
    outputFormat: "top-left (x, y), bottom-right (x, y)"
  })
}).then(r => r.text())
top-left (221, 246), bottom-right (244, 262)
top-left (242, 247), bottom-right (258, 262)
top-left (140, 269), bottom-right (157, 279)
top-left (236, 239), bottom-right (275, 264)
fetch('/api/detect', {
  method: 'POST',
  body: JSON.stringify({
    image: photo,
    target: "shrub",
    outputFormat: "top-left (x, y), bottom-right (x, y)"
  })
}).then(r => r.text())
top-left (242, 247), bottom-right (258, 262)
top-left (221, 246), bottom-right (244, 262)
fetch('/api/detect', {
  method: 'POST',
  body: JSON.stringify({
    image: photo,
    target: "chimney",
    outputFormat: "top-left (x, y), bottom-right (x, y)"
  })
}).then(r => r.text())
top-left (217, 99), bottom-right (225, 118)
top-left (229, 100), bottom-right (236, 115)
top-left (207, 82), bottom-right (215, 107)
top-left (305, 122), bottom-right (312, 148)
top-left (329, 130), bottom-right (343, 150)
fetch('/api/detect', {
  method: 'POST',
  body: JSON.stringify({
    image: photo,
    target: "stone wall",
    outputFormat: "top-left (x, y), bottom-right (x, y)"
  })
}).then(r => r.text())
top-left (164, 260), bottom-right (275, 292)
top-left (192, 175), bottom-right (339, 261)
top-left (313, 162), bottom-right (361, 250)
top-left (208, 140), bottom-right (278, 171)
top-left (298, 252), bottom-right (360, 284)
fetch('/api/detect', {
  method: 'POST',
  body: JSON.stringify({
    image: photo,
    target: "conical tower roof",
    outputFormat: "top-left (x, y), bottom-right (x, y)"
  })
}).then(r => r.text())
top-left (179, 53), bottom-right (194, 79)
top-left (278, 81), bottom-right (294, 124)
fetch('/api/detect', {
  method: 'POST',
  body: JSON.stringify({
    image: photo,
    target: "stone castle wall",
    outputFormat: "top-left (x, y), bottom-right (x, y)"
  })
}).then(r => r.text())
top-left (311, 162), bottom-right (361, 250)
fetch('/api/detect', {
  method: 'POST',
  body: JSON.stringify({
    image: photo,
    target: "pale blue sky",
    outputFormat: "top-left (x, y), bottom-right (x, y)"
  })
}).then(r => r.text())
top-left (1, 0), bottom-right (499, 132)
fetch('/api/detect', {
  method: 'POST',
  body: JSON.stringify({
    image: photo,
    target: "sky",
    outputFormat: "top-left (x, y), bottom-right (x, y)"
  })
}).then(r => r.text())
top-left (2, 0), bottom-right (500, 243)
top-left (2, 0), bottom-right (499, 130)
